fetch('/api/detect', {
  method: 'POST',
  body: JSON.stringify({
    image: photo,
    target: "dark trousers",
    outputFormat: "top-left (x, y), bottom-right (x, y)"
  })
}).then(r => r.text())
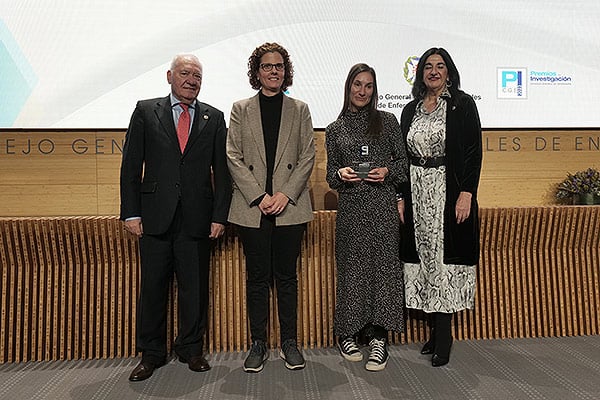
top-left (136, 205), bottom-right (210, 364)
top-left (434, 312), bottom-right (453, 354)
top-left (425, 312), bottom-right (453, 351)
top-left (237, 217), bottom-right (306, 343)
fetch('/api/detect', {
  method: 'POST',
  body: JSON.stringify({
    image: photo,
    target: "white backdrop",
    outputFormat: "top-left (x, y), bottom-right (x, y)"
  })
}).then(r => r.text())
top-left (1, 0), bottom-right (599, 128)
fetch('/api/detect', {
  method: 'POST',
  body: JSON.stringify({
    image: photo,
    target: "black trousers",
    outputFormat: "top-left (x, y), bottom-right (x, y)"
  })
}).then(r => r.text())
top-left (237, 217), bottom-right (306, 343)
top-left (136, 205), bottom-right (210, 364)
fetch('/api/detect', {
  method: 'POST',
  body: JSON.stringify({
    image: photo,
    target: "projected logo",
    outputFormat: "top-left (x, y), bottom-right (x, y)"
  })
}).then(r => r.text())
top-left (497, 68), bottom-right (527, 99)
top-left (529, 70), bottom-right (573, 86)
top-left (403, 56), bottom-right (420, 85)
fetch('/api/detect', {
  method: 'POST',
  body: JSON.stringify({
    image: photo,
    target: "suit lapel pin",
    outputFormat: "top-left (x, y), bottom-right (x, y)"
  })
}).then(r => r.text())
top-left (203, 114), bottom-right (209, 120)
top-left (452, 105), bottom-right (456, 110)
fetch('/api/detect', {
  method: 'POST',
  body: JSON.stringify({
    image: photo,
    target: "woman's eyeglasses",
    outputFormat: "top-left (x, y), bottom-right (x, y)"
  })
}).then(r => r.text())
top-left (260, 63), bottom-right (285, 72)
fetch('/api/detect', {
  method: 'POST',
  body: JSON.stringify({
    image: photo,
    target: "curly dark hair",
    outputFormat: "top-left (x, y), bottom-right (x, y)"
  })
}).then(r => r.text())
top-left (247, 42), bottom-right (294, 91)
top-left (411, 47), bottom-right (461, 101)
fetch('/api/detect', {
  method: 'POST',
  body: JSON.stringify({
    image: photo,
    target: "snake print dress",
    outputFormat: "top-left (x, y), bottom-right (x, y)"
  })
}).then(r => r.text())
top-left (403, 98), bottom-right (476, 313)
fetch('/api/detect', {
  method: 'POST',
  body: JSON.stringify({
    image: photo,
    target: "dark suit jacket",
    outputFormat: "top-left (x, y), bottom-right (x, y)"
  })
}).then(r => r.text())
top-left (399, 90), bottom-right (482, 265)
top-left (120, 95), bottom-right (231, 237)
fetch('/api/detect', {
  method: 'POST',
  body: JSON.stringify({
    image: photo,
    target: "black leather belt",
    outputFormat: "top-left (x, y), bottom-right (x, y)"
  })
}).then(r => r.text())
top-left (410, 155), bottom-right (446, 168)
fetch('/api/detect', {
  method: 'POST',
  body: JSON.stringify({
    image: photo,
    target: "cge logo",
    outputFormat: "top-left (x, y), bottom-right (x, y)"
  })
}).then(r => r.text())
top-left (497, 68), bottom-right (527, 99)
top-left (403, 56), bottom-right (420, 85)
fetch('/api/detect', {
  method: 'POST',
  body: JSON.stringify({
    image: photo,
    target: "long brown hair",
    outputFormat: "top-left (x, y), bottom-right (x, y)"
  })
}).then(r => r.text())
top-left (339, 63), bottom-right (382, 139)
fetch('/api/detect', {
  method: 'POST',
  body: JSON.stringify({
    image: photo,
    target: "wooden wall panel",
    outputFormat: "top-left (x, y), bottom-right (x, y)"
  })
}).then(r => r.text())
top-left (97, 184), bottom-right (120, 215)
top-left (480, 130), bottom-right (600, 206)
top-left (0, 185), bottom-right (99, 216)
top-left (1, 129), bottom-right (599, 216)
top-left (0, 131), bottom-right (119, 216)
top-left (1, 207), bottom-right (599, 363)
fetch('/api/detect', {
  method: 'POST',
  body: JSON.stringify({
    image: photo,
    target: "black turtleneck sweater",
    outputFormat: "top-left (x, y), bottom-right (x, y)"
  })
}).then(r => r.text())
top-left (259, 91), bottom-right (283, 195)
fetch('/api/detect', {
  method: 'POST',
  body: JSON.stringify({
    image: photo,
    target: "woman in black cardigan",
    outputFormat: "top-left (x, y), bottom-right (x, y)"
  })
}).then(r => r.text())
top-left (398, 47), bottom-right (482, 367)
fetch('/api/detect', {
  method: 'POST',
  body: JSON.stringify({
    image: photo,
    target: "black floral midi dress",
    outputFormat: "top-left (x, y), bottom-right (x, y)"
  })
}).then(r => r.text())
top-left (325, 108), bottom-right (409, 337)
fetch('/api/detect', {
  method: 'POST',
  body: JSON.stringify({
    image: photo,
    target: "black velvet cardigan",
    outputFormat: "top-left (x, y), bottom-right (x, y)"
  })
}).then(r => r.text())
top-left (399, 90), bottom-right (482, 266)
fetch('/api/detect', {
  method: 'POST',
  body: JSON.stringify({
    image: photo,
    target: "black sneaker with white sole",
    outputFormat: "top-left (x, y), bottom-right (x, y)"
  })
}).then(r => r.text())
top-left (338, 336), bottom-right (363, 362)
top-left (365, 338), bottom-right (389, 371)
top-left (244, 340), bottom-right (268, 372)
top-left (279, 339), bottom-right (306, 370)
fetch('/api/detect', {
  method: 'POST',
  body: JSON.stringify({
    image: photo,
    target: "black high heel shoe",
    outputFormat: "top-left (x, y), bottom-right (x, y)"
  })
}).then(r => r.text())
top-left (420, 338), bottom-right (435, 355)
top-left (431, 353), bottom-right (449, 367)
top-left (431, 337), bottom-right (453, 367)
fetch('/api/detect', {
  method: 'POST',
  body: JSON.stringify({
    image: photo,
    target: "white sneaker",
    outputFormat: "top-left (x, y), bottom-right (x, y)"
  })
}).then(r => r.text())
top-left (365, 338), bottom-right (389, 371)
top-left (338, 336), bottom-right (363, 362)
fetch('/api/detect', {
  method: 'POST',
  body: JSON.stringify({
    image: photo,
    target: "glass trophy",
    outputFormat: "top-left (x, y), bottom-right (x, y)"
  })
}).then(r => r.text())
top-left (354, 144), bottom-right (373, 179)
top-left (353, 161), bottom-right (373, 179)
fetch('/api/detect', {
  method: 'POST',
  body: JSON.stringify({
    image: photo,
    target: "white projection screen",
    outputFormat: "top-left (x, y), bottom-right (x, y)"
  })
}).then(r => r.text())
top-left (1, 0), bottom-right (599, 129)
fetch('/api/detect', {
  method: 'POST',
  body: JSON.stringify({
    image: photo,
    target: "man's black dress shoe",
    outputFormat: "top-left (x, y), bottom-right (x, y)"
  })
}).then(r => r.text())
top-left (180, 355), bottom-right (211, 372)
top-left (129, 361), bottom-right (163, 381)
top-left (420, 339), bottom-right (435, 355)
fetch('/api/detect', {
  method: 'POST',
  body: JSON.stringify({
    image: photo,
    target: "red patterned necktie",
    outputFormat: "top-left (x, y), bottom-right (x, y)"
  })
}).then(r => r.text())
top-left (177, 103), bottom-right (190, 152)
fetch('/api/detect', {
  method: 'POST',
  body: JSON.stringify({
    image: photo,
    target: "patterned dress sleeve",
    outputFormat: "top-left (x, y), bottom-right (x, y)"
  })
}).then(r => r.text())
top-left (325, 121), bottom-right (345, 191)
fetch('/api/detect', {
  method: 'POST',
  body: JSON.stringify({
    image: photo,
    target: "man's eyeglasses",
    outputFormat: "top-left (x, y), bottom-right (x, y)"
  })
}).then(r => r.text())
top-left (260, 63), bottom-right (285, 72)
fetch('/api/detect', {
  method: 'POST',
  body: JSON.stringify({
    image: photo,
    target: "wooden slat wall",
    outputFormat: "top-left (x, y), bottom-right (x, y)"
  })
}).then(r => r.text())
top-left (1, 207), bottom-right (599, 363)
top-left (0, 217), bottom-right (139, 362)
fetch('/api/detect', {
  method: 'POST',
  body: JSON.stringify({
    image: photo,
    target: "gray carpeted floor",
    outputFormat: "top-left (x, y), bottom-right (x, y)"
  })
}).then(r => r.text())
top-left (1, 336), bottom-right (600, 400)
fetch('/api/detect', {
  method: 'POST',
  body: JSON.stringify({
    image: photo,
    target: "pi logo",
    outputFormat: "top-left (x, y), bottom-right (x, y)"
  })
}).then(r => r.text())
top-left (497, 67), bottom-right (527, 99)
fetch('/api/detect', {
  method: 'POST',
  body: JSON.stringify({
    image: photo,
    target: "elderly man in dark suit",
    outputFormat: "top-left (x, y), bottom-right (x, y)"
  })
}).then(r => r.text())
top-left (120, 53), bottom-right (231, 381)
